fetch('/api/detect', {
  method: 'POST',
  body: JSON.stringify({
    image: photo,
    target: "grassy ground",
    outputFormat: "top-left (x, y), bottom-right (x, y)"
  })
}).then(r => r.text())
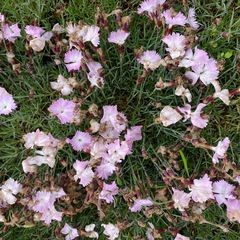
top-left (0, 0), bottom-right (240, 239)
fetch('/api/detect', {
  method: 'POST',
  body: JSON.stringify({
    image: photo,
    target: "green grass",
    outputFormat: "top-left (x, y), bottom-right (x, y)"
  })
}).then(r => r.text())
top-left (0, 0), bottom-right (240, 239)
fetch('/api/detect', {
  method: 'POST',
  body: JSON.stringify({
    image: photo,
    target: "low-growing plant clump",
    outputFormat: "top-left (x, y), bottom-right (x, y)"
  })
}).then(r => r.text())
top-left (0, 0), bottom-right (240, 239)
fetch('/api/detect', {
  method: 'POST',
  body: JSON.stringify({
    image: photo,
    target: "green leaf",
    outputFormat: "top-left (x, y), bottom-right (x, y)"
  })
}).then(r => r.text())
top-left (179, 150), bottom-right (189, 177)
top-left (224, 51), bottom-right (233, 59)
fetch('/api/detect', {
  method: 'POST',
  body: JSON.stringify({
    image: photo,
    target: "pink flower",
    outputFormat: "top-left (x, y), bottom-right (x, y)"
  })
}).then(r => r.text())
top-left (23, 129), bottom-right (51, 149)
top-left (102, 223), bottom-right (120, 240)
top-left (90, 140), bottom-right (107, 160)
top-left (213, 180), bottom-right (235, 205)
top-left (61, 223), bottom-right (79, 240)
top-left (64, 49), bottom-right (83, 72)
top-left (130, 198), bottom-right (153, 212)
top-left (225, 199), bottom-right (240, 223)
top-left (108, 29), bottom-right (130, 45)
top-left (22, 146), bottom-right (58, 173)
top-left (172, 188), bottom-right (191, 211)
top-left (0, 87), bottom-right (17, 115)
top-left (86, 61), bottom-right (104, 88)
top-left (178, 103), bottom-right (208, 129)
top-left (99, 181), bottom-right (119, 203)
top-left (138, 0), bottom-right (166, 15)
top-left (162, 33), bottom-right (186, 59)
top-left (174, 233), bottom-right (190, 240)
top-left (25, 25), bottom-right (45, 38)
top-left (73, 160), bottom-right (94, 187)
top-left (48, 98), bottom-right (76, 124)
top-left (212, 80), bottom-right (230, 105)
top-left (106, 139), bottom-right (129, 163)
top-left (34, 146), bottom-right (58, 167)
top-left (190, 174), bottom-right (214, 203)
top-left (32, 189), bottom-right (65, 225)
top-left (67, 131), bottom-right (92, 152)
top-left (79, 25), bottom-right (100, 47)
top-left (185, 57), bottom-right (219, 85)
top-left (179, 48), bottom-right (208, 68)
top-left (187, 8), bottom-right (199, 29)
top-left (96, 160), bottom-right (116, 180)
top-left (100, 105), bottom-right (127, 138)
top-left (162, 10), bottom-right (187, 28)
top-left (137, 50), bottom-right (162, 70)
top-left (212, 137), bottom-right (230, 164)
top-left (0, 178), bottom-right (22, 205)
top-left (159, 106), bottom-right (182, 127)
top-left (125, 126), bottom-right (143, 143)
top-left (2, 23), bottom-right (21, 42)
top-left (125, 126), bottom-right (142, 151)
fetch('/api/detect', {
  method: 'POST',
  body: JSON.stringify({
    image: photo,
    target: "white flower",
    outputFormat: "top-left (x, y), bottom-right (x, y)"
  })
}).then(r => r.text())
top-left (159, 106), bottom-right (182, 126)
top-left (29, 37), bottom-right (46, 52)
top-left (102, 223), bottom-right (120, 240)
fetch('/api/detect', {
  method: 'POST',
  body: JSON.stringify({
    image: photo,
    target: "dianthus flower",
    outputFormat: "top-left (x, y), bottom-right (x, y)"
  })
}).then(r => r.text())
top-left (2, 23), bottom-right (21, 42)
top-left (67, 131), bottom-right (92, 152)
top-left (23, 129), bottom-right (52, 149)
top-left (212, 137), bottom-right (230, 164)
top-left (178, 103), bottom-right (208, 129)
top-left (73, 160), bottom-right (94, 187)
top-left (190, 174), bottom-right (214, 203)
top-left (64, 49), bottom-right (83, 72)
top-left (187, 8), bottom-right (199, 29)
top-left (50, 74), bottom-right (74, 96)
top-left (84, 224), bottom-right (99, 238)
top-left (61, 223), bottom-right (79, 240)
top-left (96, 160), bottom-right (116, 180)
top-left (159, 106), bottom-right (182, 127)
top-left (108, 29), bottom-right (130, 45)
top-left (32, 189), bottom-right (65, 225)
top-left (172, 188), bottom-right (191, 211)
top-left (137, 50), bottom-right (162, 70)
top-left (179, 48), bottom-right (208, 68)
top-left (212, 80), bottom-right (230, 105)
top-left (162, 9), bottom-right (187, 28)
top-left (79, 25), bottom-right (100, 47)
top-left (22, 146), bottom-right (58, 173)
top-left (162, 32), bottom-right (186, 59)
top-left (185, 57), bottom-right (219, 85)
top-left (130, 198), bottom-right (153, 212)
top-left (0, 178), bottom-right (22, 205)
top-left (102, 223), bottom-right (120, 240)
top-left (138, 0), bottom-right (166, 15)
top-left (99, 181), bottom-right (119, 203)
top-left (100, 105), bottom-right (127, 138)
top-left (212, 180), bottom-right (235, 205)
top-left (25, 25), bottom-right (45, 38)
top-left (175, 85), bottom-right (192, 102)
top-left (0, 87), bottom-right (17, 115)
top-left (86, 61), bottom-right (104, 88)
top-left (48, 98), bottom-right (76, 124)
top-left (225, 199), bottom-right (240, 223)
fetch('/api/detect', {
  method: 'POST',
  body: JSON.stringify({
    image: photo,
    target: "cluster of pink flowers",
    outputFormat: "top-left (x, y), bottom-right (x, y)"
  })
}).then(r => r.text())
top-left (66, 105), bottom-right (142, 204)
top-left (0, 0), bottom-right (239, 239)
top-left (172, 174), bottom-right (240, 224)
